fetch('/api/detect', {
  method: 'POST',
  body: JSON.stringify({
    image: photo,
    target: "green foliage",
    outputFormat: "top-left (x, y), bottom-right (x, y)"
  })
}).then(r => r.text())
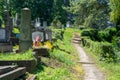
top-left (10, 0), bottom-right (53, 21)
top-left (83, 14), bottom-right (93, 28)
top-left (116, 30), bottom-right (120, 36)
top-left (36, 67), bottom-right (69, 80)
top-left (100, 42), bottom-right (117, 62)
top-left (50, 49), bottom-right (73, 65)
top-left (51, 0), bottom-right (68, 25)
top-left (67, 0), bottom-right (109, 29)
top-left (112, 37), bottom-right (120, 51)
top-left (98, 28), bottom-right (117, 42)
top-left (51, 28), bottom-right (80, 65)
top-left (81, 28), bottom-right (117, 42)
top-left (12, 27), bottom-right (20, 33)
top-left (81, 38), bottom-right (117, 62)
top-left (52, 29), bottom-right (64, 41)
top-left (110, 0), bottom-right (120, 23)
top-left (81, 29), bottom-right (98, 41)
top-left (0, 49), bottom-right (34, 60)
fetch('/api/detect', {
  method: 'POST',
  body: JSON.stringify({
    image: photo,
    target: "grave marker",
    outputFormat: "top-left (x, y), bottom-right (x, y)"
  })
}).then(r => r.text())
top-left (19, 8), bottom-right (32, 52)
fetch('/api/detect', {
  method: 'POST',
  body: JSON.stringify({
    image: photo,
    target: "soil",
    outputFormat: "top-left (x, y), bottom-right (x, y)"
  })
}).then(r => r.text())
top-left (72, 33), bottom-right (105, 80)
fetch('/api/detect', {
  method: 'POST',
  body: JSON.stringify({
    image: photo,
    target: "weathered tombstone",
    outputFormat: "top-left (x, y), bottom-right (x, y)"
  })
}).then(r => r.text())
top-left (19, 8), bottom-right (32, 52)
top-left (0, 10), bottom-right (12, 52)
top-left (45, 29), bottom-right (52, 42)
top-left (43, 21), bottom-right (47, 28)
top-left (32, 31), bottom-right (44, 42)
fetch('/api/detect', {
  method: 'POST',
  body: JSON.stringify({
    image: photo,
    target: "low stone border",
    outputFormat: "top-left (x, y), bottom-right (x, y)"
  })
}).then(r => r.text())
top-left (0, 59), bottom-right (37, 72)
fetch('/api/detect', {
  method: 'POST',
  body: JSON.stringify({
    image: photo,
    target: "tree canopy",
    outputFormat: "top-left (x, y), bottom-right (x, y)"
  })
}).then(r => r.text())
top-left (110, 0), bottom-right (120, 27)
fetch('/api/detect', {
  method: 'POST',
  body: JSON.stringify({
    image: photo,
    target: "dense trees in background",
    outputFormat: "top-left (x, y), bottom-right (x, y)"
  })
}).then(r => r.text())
top-left (10, 0), bottom-right (54, 24)
top-left (51, 0), bottom-right (69, 27)
top-left (0, 0), bottom-right (70, 26)
top-left (0, 0), bottom-right (120, 29)
top-left (110, 0), bottom-right (120, 31)
top-left (0, 0), bottom-right (4, 20)
top-left (67, 0), bottom-right (109, 29)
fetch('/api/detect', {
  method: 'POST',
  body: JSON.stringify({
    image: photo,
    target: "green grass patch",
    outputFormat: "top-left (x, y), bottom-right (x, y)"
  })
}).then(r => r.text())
top-left (36, 66), bottom-right (69, 80)
top-left (0, 50), bottom-right (34, 60)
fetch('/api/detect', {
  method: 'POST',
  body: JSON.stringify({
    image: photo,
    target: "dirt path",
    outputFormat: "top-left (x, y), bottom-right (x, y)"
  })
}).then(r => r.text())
top-left (72, 34), bottom-right (105, 80)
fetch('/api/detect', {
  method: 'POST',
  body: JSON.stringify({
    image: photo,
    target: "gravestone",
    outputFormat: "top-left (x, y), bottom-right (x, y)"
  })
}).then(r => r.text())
top-left (19, 8), bottom-right (32, 52)
top-left (32, 31), bottom-right (44, 42)
top-left (43, 21), bottom-right (47, 28)
top-left (0, 10), bottom-right (12, 52)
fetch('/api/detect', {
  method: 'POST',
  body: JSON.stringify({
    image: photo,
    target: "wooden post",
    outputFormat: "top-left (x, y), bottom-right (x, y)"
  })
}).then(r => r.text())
top-left (19, 8), bottom-right (32, 52)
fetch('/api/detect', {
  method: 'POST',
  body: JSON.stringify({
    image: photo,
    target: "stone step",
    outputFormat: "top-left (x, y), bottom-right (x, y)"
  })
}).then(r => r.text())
top-left (0, 65), bottom-right (17, 75)
top-left (0, 67), bottom-right (26, 80)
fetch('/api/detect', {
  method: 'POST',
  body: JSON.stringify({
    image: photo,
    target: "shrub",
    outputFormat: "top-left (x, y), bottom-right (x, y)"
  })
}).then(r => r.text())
top-left (52, 29), bottom-right (64, 41)
top-left (100, 42), bottom-right (117, 62)
top-left (81, 29), bottom-right (98, 41)
top-left (98, 27), bottom-right (117, 42)
top-left (112, 37), bottom-right (120, 51)
top-left (81, 37), bottom-right (117, 62)
top-left (116, 30), bottom-right (120, 37)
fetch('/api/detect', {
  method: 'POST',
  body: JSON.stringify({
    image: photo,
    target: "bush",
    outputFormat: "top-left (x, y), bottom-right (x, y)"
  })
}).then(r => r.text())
top-left (81, 37), bottom-right (117, 62)
top-left (81, 29), bottom-right (98, 41)
top-left (116, 30), bottom-right (120, 37)
top-left (98, 27), bottom-right (117, 42)
top-left (52, 29), bottom-right (64, 41)
top-left (100, 42), bottom-right (117, 62)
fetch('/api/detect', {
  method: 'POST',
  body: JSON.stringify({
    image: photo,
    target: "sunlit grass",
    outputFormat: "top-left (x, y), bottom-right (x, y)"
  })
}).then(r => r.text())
top-left (0, 49), bottom-right (34, 60)
top-left (36, 67), bottom-right (69, 80)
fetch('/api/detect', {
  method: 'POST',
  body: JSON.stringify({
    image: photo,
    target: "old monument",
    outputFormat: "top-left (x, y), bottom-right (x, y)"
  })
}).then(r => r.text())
top-left (19, 8), bottom-right (32, 52)
top-left (0, 10), bottom-right (13, 52)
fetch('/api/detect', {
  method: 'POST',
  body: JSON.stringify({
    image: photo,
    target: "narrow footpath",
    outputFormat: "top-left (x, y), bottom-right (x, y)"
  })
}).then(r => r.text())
top-left (72, 34), bottom-right (105, 80)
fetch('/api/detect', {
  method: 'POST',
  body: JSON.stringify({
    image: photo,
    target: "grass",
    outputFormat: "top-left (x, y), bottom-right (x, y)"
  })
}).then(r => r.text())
top-left (31, 28), bottom-right (84, 80)
top-left (0, 49), bottom-right (34, 60)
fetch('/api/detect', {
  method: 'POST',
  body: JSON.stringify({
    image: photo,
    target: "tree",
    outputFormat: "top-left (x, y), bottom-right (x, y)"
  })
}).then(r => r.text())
top-left (51, 0), bottom-right (69, 26)
top-left (10, 0), bottom-right (53, 24)
top-left (0, 0), bottom-right (70, 26)
top-left (67, 0), bottom-right (109, 29)
top-left (110, 0), bottom-right (120, 30)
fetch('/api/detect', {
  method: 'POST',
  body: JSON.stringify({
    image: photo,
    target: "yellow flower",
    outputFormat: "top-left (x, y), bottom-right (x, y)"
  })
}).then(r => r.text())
top-left (44, 41), bottom-right (53, 50)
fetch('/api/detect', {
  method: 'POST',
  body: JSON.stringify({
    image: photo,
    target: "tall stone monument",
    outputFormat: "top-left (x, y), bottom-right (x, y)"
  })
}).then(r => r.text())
top-left (19, 8), bottom-right (32, 52)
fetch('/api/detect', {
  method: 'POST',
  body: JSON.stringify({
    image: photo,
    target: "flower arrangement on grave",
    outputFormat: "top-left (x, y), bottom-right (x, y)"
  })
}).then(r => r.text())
top-left (32, 36), bottom-right (52, 50)
top-left (32, 36), bottom-right (42, 48)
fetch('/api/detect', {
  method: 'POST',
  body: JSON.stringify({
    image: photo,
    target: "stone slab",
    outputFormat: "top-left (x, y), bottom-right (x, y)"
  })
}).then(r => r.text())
top-left (0, 67), bottom-right (26, 80)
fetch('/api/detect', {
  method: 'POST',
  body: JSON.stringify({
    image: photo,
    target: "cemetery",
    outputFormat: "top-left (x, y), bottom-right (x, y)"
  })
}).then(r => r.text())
top-left (0, 6), bottom-right (53, 80)
top-left (1, 0), bottom-right (120, 80)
